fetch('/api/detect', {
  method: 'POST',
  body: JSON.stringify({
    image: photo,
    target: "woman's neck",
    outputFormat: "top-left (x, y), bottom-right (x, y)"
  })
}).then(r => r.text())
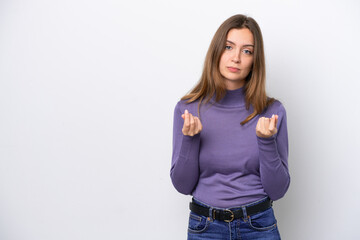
top-left (224, 78), bottom-right (245, 90)
top-left (210, 85), bottom-right (246, 107)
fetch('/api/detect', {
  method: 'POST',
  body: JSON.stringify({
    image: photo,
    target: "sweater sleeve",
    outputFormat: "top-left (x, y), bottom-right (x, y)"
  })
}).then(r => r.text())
top-left (170, 101), bottom-right (201, 195)
top-left (256, 103), bottom-right (290, 201)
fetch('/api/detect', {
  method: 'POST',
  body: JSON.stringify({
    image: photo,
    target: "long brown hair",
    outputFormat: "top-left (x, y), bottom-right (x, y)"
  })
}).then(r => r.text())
top-left (181, 14), bottom-right (275, 125)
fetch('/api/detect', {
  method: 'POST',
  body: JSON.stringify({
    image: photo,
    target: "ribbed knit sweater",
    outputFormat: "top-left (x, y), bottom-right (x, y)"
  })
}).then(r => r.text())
top-left (170, 86), bottom-right (290, 208)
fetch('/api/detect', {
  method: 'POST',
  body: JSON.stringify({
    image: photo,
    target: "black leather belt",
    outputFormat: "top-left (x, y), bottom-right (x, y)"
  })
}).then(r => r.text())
top-left (189, 198), bottom-right (273, 222)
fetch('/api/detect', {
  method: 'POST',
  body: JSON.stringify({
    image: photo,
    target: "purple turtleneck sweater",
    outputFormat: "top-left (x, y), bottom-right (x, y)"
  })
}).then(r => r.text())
top-left (170, 86), bottom-right (290, 208)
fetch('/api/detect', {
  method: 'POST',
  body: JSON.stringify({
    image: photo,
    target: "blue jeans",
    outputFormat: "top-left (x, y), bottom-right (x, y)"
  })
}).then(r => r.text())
top-left (187, 197), bottom-right (281, 240)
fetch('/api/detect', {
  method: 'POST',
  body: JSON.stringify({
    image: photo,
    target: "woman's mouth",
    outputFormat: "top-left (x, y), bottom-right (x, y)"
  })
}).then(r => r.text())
top-left (227, 67), bottom-right (239, 73)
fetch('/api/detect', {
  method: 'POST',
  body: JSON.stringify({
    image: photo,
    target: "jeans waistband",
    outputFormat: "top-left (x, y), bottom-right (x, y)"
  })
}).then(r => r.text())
top-left (192, 196), bottom-right (271, 211)
top-left (190, 196), bottom-right (273, 222)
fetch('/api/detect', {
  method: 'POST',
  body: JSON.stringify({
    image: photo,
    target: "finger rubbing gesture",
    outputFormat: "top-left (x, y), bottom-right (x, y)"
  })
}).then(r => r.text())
top-left (256, 114), bottom-right (278, 138)
top-left (181, 109), bottom-right (203, 136)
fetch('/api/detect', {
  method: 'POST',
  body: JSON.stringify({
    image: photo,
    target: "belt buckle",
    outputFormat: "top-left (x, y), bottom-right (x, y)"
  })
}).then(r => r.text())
top-left (224, 209), bottom-right (234, 222)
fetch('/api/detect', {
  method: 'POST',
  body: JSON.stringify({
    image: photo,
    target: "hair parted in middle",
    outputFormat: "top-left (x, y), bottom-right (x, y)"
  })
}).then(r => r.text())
top-left (181, 14), bottom-right (275, 125)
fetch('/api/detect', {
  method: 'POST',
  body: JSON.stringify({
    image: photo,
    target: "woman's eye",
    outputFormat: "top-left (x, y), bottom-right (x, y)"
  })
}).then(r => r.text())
top-left (243, 49), bottom-right (252, 54)
top-left (225, 45), bottom-right (232, 50)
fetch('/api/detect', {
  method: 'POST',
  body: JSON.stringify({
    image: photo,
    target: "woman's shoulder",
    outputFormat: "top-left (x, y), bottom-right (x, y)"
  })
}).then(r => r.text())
top-left (262, 98), bottom-right (287, 117)
top-left (269, 99), bottom-right (286, 111)
top-left (174, 98), bottom-right (200, 117)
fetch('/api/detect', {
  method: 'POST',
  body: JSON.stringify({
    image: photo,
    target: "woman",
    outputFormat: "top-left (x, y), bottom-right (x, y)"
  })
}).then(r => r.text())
top-left (170, 14), bottom-right (290, 239)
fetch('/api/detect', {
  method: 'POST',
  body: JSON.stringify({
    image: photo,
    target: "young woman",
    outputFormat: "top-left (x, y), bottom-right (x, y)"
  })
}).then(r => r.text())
top-left (170, 14), bottom-right (290, 239)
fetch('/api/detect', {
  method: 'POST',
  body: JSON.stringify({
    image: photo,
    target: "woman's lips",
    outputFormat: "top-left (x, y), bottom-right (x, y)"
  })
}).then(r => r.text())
top-left (227, 67), bottom-right (239, 73)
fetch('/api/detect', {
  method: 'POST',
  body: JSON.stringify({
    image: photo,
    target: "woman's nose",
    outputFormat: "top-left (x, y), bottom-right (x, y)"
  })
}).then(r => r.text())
top-left (231, 51), bottom-right (241, 63)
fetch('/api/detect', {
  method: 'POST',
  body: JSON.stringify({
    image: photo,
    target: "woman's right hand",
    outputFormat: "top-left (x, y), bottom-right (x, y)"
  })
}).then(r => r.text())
top-left (181, 109), bottom-right (203, 136)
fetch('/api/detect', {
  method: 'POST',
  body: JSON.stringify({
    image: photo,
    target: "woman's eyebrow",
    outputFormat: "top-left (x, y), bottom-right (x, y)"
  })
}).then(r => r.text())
top-left (226, 40), bottom-right (254, 47)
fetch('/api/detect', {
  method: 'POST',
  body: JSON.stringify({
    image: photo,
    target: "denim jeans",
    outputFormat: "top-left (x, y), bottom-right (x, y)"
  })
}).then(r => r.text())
top-left (187, 197), bottom-right (281, 240)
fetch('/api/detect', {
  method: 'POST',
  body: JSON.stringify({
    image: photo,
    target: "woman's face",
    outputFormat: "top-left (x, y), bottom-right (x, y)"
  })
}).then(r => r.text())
top-left (219, 28), bottom-right (254, 90)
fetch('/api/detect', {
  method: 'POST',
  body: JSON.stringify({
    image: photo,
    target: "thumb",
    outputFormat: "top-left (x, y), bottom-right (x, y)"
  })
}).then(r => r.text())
top-left (269, 114), bottom-right (276, 131)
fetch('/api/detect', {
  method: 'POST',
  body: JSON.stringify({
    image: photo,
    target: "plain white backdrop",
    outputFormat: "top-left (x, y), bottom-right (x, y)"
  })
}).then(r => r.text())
top-left (0, 0), bottom-right (359, 239)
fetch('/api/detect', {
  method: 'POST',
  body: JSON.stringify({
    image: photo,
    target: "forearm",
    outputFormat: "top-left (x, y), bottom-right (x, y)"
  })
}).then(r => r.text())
top-left (170, 134), bottom-right (200, 194)
top-left (257, 136), bottom-right (290, 200)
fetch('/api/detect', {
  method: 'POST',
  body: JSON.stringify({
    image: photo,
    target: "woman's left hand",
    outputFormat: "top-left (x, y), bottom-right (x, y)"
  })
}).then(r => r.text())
top-left (256, 114), bottom-right (278, 138)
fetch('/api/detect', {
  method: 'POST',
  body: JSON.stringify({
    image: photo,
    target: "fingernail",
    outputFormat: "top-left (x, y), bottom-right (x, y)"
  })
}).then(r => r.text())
top-left (271, 114), bottom-right (274, 118)
top-left (185, 109), bottom-right (188, 114)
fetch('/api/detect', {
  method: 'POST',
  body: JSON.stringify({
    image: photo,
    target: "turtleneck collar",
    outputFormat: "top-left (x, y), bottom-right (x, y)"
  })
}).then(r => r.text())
top-left (210, 86), bottom-right (246, 108)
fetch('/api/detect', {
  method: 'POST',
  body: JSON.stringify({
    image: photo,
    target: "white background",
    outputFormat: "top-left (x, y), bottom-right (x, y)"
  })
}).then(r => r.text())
top-left (0, 0), bottom-right (359, 239)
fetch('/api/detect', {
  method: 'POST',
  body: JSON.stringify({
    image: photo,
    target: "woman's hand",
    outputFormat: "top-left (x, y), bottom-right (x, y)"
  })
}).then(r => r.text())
top-left (181, 109), bottom-right (203, 136)
top-left (256, 114), bottom-right (278, 138)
